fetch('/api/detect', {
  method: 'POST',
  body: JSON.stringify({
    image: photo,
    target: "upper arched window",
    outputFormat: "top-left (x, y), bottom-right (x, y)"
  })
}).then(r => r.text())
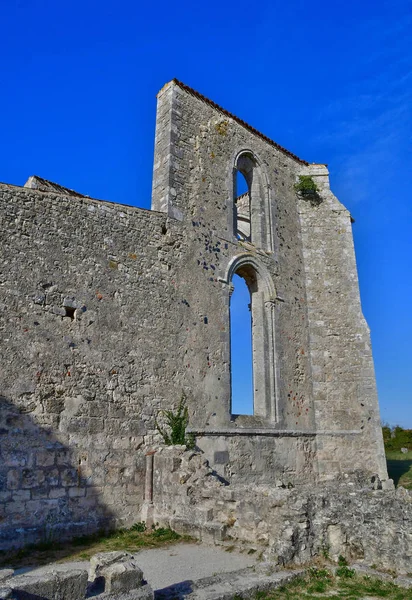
top-left (234, 170), bottom-right (251, 242)
top-left (232, 151), bottom-right (272, 251)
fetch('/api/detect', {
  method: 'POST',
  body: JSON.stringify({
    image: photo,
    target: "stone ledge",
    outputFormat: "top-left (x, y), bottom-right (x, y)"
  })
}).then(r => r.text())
top-left (188, 427), bottom-right (362, 437)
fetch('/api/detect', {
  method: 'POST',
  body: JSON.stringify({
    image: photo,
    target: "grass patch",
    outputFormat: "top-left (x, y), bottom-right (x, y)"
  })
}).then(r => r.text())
top-left (386, 450), bottom-right (412, 489)
top-left (253, 569), bottom-right (412, 599)
top-left (0, 524), bottom-right (190, 569)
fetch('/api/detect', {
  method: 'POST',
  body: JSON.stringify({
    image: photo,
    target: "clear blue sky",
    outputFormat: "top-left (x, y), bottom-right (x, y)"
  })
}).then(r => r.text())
top-left (1, 0), bottom-right (411, 426)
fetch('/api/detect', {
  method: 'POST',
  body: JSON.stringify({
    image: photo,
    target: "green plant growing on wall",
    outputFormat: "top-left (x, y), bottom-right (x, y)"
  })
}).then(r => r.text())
top-left (155, 393), bottom-right (195, 448)
top-left (294, 175), bottom-right (318, 193)
top-left (294, 175), bottom-right (323, 206)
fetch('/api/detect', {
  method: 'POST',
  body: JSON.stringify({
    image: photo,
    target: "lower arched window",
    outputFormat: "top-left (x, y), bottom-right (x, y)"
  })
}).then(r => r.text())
top-left (226, 256), bottom-right (278, 422)
top-left (230, 272), bottom-right (253, 415)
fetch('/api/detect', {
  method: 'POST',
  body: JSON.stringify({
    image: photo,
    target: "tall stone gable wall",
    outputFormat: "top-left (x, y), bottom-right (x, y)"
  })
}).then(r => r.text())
top-left (0, 80), bottom-right (387, 549)
top-left (151, 81), bottom-right (387, 481)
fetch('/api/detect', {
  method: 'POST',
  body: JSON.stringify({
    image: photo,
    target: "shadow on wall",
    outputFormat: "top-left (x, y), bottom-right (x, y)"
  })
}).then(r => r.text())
top-left (0, 396), bottom-right (115, 551)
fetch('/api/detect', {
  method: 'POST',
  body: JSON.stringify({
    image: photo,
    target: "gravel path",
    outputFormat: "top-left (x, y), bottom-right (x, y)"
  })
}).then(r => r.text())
top-left (135, 543), bottom-right (258, 590)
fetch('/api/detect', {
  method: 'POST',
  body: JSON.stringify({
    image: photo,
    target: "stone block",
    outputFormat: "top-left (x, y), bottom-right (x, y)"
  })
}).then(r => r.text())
top-left (55, 569), bottom-right (89, 599)
top-left (198, 507), bottom-right (214, 522)
top-left (9, 568), bottom-right (88, 600)
top-left (36, 450), bottom-right (56, 467)
top-left (9, 573), bottom-right (56, 599)
top-left (102, 584), bottom-right (154, 599)
top-left (221, 487), bottom-right (236, 502)
top-left (100, 559), bottom-right (143, 594)
top-left (49, 488), bottom-right (66, 499)
top-left (89, 551), bottom-right (130, 582)
top-left (6, 471), bottom-right (19, 490)
top-left (201, 521), bottom-right (227, 543)
top-left (68, 486), bottom-right (86, 498)
top-left (21, 469), bottom-right (45, 489)
top-left (169, 517), bottom-right (202, 539)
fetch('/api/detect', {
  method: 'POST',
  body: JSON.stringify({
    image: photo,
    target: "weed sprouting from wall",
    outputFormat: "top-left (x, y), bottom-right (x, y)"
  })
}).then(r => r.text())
top-left (155, 393), bottom-right (195, 448)
top-left (294, 175), bottom-right (323, 206)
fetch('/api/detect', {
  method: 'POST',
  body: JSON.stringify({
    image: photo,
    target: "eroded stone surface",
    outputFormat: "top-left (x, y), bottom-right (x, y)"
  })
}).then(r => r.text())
top-left (1, 554), bottom-right (152, 599)
top-left (152, 448), bottom-right (412, 574)
top-left (89, 552), bottom-right (131, 582)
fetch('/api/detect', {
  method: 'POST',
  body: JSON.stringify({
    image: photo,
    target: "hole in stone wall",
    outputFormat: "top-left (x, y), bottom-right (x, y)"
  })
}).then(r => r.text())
top-left (161, 224), bottom-right (167, 235)
top-left (64, 307), bottom-right (75, 320)
top-left (234, 170), bottom-right (251, 242)
top-left (230, 273), bottom-right (253, 415)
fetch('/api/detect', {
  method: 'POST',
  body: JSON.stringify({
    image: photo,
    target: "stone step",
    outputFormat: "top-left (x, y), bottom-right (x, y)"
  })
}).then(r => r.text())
top-left (155, 567), bottom-right (304, 599)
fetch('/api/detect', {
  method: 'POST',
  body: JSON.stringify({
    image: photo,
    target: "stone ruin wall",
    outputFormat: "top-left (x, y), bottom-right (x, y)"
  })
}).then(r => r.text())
top-left (0, 185), bottom-right (189, 548)
top-left (151, 81), bottom-right (387, 482)
top-left (150, 446), bottom-right (412, 575)
top-left (0, 79), bottom-right (389, 550)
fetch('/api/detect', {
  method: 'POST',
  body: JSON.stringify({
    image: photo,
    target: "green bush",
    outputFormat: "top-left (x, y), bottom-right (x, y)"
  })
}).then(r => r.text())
top-left (294, 175), bottom-right (318, 193)
top-left (382, 425), bottom-right (412, 452)
top-left (294, 176), bottom-right (322, 206)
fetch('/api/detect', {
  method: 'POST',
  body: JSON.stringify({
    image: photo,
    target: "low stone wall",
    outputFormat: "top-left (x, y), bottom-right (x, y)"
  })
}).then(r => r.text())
top-left (0, 551), bottom-right (153, 599)
top-left (148, 447), bottom-right (412, 574)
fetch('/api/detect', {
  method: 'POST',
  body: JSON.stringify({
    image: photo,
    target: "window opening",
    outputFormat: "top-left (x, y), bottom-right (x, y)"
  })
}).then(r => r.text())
top-left (234, 170), bottom-right (251, 241)
top-left (230, 273), bottom-right (253, 415)
top-left (64, 307), bottom-right (75, 320)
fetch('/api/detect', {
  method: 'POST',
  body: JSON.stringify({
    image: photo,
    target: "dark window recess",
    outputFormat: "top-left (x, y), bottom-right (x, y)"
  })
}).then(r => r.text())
top-left (64, 307), bottom-right (76, 319)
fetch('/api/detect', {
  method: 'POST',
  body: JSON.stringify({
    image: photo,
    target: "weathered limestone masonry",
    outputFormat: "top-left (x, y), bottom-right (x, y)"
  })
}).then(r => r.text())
top-left (0, 184), bottom-right (186, 547)
top-left (151, 447), bottom-right (412, 574)
top-left (0, 78), bottom-right (397, 553)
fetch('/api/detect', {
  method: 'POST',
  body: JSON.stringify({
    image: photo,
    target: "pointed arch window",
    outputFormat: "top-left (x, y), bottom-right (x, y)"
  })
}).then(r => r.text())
top-left (232, 151), bottom-right (272, 251)
top-left (225, 255), bottom-right (278, 422)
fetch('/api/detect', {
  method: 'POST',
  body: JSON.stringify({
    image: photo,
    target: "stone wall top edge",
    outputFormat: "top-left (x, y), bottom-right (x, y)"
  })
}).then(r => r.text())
top-left (0, 181), bottom-right (166, 220)
top-left (167, 79), bottom-right (317, 167)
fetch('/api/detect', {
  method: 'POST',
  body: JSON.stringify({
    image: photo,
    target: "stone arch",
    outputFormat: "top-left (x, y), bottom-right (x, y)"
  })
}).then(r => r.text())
top-left (223, 254), bottom-right (278, 422)
top-left (232, 150), bottom-right (273, 251)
